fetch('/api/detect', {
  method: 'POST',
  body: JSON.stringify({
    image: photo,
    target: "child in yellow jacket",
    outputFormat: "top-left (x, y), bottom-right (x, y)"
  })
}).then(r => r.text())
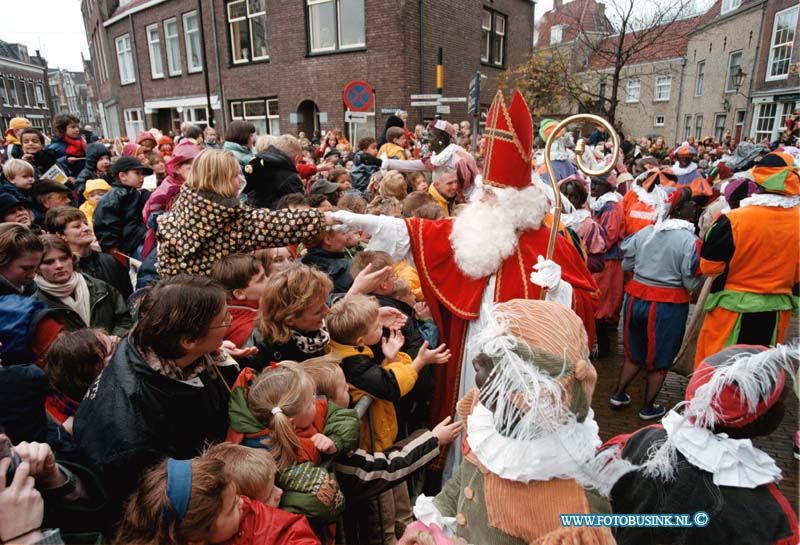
top-left (377, 126), bottom-right (408, 161)
top-left (78, 178), bottom-right (111, 232)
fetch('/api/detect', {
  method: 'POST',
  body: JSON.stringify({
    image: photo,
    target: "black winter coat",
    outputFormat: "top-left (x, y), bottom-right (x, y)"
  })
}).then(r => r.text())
top-left (74, 337), bottom-right (231, 525)
top-left (92, 182), bottom-right (151, 254)
top-left (78, 250), bottom-right (133, 300)
top-left (75, 143), bottom-right (112, 202)
top-left (301, 247), bottom-right (353, 293)
top-left (244, 146), bottom-right (304, 209)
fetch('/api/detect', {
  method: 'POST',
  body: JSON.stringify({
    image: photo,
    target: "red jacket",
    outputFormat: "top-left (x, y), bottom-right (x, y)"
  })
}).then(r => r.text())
top-left (232, 496), bottom-right (320, 545)
top-left (225, 300), bottom-right (259, 347)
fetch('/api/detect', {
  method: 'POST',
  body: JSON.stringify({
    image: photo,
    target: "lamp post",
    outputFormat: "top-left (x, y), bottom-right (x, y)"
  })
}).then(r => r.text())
top-left (731, 67), bottom-right (747, 93)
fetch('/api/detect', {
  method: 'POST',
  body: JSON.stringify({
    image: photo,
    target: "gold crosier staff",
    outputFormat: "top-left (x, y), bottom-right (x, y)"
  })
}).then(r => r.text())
top-left (540, 114), bottom-right (620, 299)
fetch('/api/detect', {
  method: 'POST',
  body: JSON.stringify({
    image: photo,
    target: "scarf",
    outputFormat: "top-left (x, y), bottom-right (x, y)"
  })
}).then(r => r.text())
top-left (35, 272), bottom-right (91, 327)
top-left (140, 345), bottom-right (227, 387)
top-left (290, 325), bottom-right (330, 355)
top-left (63, 134), bottom-right (87, 157)
top-left (46, 389), bottom-right (80, 423)
top-left (589, 191), bottom-right (622, 212)
top-left (740, 194), bottom-right (800, 209)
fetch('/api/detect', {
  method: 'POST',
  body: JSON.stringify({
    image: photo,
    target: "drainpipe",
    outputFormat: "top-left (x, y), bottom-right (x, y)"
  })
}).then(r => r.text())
top-left (673, 56), bottom-right (686, 144)
top-left (129, 14), bottom-right (146, 118)
top-left (418, 0), bottom-right (424, 93)
top-left (197, 0), bottom-right (214, 127)
top-left (743, 0), bottom-right (766, 139)
top-left (209, 0), bottom-right (226, 129)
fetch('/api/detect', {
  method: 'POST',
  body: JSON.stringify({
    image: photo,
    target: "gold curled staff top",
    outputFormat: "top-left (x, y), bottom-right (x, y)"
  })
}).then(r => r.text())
top-left (540, 114), bottom-right (620, 299)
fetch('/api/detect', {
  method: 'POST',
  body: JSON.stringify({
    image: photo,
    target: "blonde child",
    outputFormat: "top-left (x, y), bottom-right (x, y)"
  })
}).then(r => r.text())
top-left (204, 442), bottom-right (282, 508)
top-left (378, 170), bottom-right (408, 201)
top-left (405, 172), bottom-right (428, 193)
top-left (326, 295), bottom-right (450, 545)
top-left (377, 127), bottom-right (408, 160)
top-left (2, 158), bottom-right (35, 204)
top-left (226, 362), bottom-right (358, 524)
top-left (114, 453), bottom-right (320, 545)
top-left (78, 178), bottom-right (111, 231)
top-left (366, 195), bottom-right (402, 217)
top-left (253, 246), bottom-right (295, 276)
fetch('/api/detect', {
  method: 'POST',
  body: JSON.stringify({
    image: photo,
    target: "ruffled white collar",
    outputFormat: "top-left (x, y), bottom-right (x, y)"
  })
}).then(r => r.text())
top-left (589, 191), bottom-right (622, 212)
top-left (740, 194), bottom-right (800, 209)
top-left (671, 162), bottom-right (698, 176)
top-left (430, 143), bottom-right (461, 167)
top-left (631, 182), bottom-right (667, 207)
top-left (661, 410), bottom-right (781, 488)
top-left (467, 403), bottom-right (602, 485)
top-left (561, 208), bottom-right (591, 229)
top-left (655, 218), bottom-right (695, 232)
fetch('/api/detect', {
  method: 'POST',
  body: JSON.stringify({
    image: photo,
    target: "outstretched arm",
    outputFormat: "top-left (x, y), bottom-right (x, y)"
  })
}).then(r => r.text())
top-left (331, 210), bottom-right (412, 262)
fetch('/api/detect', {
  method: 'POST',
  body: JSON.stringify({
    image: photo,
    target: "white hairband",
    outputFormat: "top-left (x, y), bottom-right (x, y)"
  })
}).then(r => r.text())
top-left (271, 406), bottom-right (282, 416)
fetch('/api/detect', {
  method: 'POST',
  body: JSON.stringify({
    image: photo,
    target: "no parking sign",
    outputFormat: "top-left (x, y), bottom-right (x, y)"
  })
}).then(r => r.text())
top-left (343, 80), bottom-right (374, 112)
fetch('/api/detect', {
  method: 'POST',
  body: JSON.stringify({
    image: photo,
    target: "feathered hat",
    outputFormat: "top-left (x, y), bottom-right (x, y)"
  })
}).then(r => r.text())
top-left (481, 90), bottom-right (533, 190)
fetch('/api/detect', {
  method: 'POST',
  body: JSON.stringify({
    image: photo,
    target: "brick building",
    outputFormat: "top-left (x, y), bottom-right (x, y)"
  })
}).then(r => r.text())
top-left (48, 68), bottom-right (101, 131)
top-left (0, 40), bottom-right (52, 134)
top-left (82, 0), bottom-right (535, 142)
top-left (749, 0), bottom-right (799, 143)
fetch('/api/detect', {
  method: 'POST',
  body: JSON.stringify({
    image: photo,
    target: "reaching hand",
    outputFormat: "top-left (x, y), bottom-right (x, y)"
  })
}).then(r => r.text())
top-left (377, 306), bottom-right (408, 330)
top-left (311, 433), bottom-right (337, 454)
top-left (221, 340), bottom-right (258, 360)
top-left (381, 328), bottom-right (405, 362)
top-left (414, 301), bottom-right (433, 321)
top-left (0, 460), bottom-right (43, 544)
top-left (347, 263), bottom-right (393, 297)
top-left (412, 341), bottom-right (451, 371)
top-left (431, 416), bottom-right (465, 446)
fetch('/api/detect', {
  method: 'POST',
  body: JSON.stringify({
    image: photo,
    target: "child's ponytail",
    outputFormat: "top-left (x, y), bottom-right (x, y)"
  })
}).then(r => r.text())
top-left (115, 457), bottom-right (229, 545)
top-left (247, 361), bottom-right (315, 470)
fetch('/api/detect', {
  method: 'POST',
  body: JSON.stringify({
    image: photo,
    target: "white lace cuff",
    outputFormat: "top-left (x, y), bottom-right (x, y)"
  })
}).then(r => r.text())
top-left (413, 495), bottom-right (457, 537)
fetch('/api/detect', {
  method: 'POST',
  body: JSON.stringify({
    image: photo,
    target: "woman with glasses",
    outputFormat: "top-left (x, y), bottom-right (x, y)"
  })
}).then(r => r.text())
top-left (73, 274), bottom-right (236, 528)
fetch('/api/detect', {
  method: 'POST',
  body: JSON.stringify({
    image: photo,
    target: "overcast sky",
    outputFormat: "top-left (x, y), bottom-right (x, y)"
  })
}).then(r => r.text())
top-left (3, 0), bottom-right (89, 72)
top-left (3, 0), bottom-right (716, 73)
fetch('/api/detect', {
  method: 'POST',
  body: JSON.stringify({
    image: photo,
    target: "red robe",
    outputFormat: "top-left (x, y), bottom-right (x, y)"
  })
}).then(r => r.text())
top-left (404, 218), bottom-right (599, 433)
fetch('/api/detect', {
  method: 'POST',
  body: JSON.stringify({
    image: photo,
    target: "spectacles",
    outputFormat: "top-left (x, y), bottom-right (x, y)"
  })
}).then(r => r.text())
top-left (209, 310), bottom-right (233, 329)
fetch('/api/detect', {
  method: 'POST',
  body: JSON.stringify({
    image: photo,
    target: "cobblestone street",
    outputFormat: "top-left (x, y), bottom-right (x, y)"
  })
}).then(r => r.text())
top-left (591, 318), bottom-right (799, 512)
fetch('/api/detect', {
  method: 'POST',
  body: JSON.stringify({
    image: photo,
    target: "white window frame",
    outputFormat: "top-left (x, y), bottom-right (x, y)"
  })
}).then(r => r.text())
top-left (695, 61), bottom-right (705, 96)
top-left (683, 114), bottom-right (692, 141)
top-left (115, 34), bottom-right (135, 85)
top-left (625, 78), bottom-right (640, 103)
top-left (227, 0), bottom-right (270, 64)
top-left (183, 106), bottom-right (208, 128)
top-left (164, 18), bottom-right (182, 76)
top-left (752, 102), bottom-right (777, 143)
top-left (694, 114), bottom-right (704, 139)
top-left (654, 115), bottom-right (665, 127)
top-left (654, 75), bottom-right (671, 102)
top-left (183, 11), bottom-right (203, 73)
top-left (725, 50), bottom-right (742, 93)
top-left (481, 9), bottom-right (491, 62)
top-left (492, 12), bottom-right (506, 67)
top-left (766, 5), bottom-right (799, 82)
top-left (550, 24), bottom-right (564, 45)
top-left (35, 84), bottom-right (45, 107)
top-left (713, 113), bottom-right (727, 142)
top-left (307, 0), bottom-right (365, 54)
top-left (230, 98), bottom-right (280, 135)
top-left (123, 108), bottom-right (144, 141)
top-left (146, 24), bottom-right (164, 79)
top-left (0, 77), bottom-right (8, 106)
top-left (25, 81), bottom-right (35, 108)
top-left (720, 0), bottom-right (741, 15)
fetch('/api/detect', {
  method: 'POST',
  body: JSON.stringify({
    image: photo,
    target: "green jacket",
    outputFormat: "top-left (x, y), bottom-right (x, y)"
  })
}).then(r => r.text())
top-left (227, 367), bottom-right (360, 522)
top-left (33, 273), bottom-right (131, 337)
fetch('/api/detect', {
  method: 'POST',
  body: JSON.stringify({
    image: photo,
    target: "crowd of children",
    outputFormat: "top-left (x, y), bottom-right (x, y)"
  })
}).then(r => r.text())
top-left (0, 105), bottom-right (798, 545)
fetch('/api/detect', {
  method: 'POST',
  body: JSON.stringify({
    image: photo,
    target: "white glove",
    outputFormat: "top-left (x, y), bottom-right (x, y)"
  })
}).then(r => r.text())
top-left (530, 255), bottom-right (573, 307)
top-left (330, 210), bottom-right (382, 234)
top-left (529, 255), bottom-right (562, 289)
top-left (413, 495), bottom-right (457, 537)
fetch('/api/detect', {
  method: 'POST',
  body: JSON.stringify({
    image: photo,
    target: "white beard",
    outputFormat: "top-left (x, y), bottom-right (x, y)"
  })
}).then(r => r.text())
top-left (450, 184), bottom-right (549, 279)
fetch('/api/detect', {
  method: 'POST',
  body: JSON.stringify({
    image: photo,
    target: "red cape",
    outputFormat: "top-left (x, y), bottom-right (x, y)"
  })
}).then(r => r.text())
top-left (404, 217), bottom-right (599, 445)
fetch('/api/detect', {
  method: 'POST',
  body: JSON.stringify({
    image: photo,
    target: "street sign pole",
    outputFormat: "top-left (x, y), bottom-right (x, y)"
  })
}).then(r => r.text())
top-left (469, 72), bottom-right (481, 159)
